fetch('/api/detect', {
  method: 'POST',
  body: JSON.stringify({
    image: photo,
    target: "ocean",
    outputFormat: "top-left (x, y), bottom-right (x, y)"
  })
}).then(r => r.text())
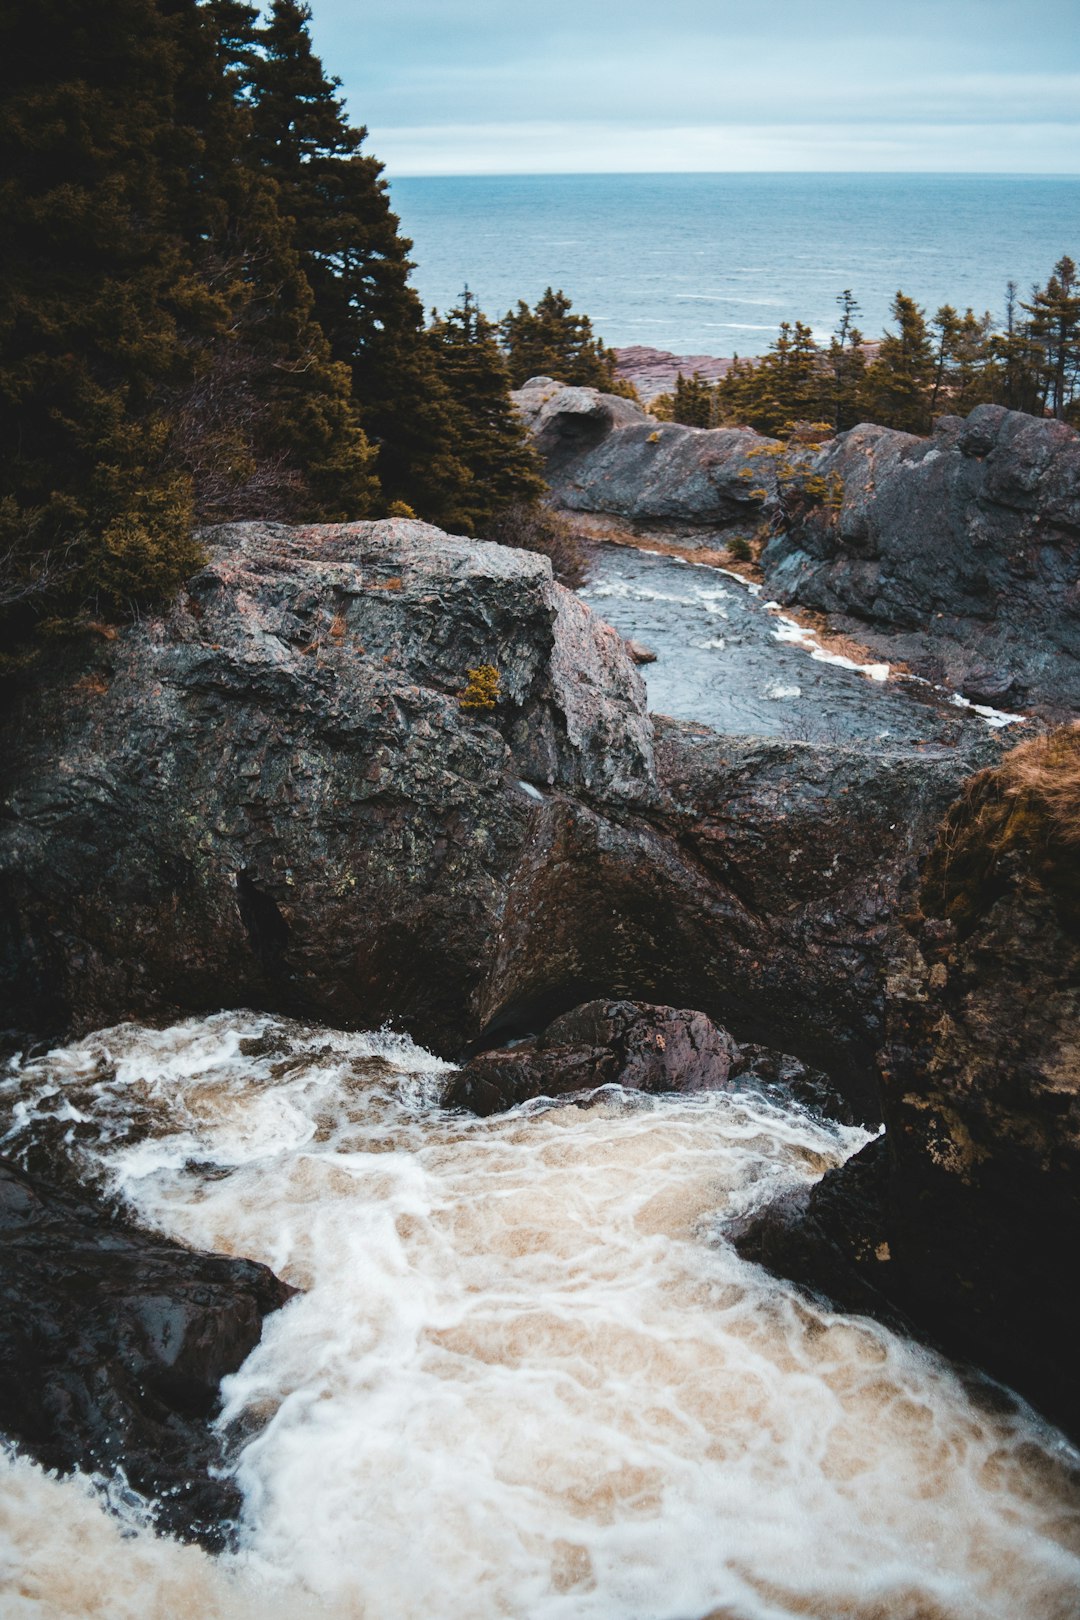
top-left (390, 172), bottom-right (1080, 356)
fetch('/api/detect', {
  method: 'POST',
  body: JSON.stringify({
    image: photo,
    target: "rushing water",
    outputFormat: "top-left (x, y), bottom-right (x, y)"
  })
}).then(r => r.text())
top-left (2, 1013), bottom-right (1079, 1620)
top-left (579, 544), bottom-right (1023, 744)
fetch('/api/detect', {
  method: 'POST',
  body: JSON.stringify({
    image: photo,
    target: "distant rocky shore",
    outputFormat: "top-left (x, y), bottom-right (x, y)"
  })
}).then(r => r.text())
top-left (614, 344), bottom-right (736, 401)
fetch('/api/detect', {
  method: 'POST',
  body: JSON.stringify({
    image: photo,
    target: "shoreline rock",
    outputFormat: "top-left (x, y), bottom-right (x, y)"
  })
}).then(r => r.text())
top-left (0, 1157), bottom-right (293, 1547)
top-left (734, 725), bottom-right (1080, 1441)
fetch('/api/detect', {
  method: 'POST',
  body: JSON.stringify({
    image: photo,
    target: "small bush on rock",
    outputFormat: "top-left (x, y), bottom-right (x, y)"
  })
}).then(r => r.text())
top-left (483, 501), bottom-right (587, 588)
top-left (459, 665), bottom-right (500, 713)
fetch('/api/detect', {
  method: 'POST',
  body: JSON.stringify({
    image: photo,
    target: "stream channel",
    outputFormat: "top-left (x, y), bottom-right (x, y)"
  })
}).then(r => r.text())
top-left (1, 550), bottom-right (1076, 1620)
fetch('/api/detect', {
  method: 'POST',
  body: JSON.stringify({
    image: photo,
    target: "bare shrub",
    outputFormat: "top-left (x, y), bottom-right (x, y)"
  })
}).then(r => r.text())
top-left (483, 501), bottom-right (588, 589)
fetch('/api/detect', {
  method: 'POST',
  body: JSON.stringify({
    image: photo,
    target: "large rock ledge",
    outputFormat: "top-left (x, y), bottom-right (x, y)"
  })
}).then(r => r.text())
top-left (514, 384), bottom-right (1080, 718)
top-left (512, 378), bottom-right (777, 537)
top-left (734, 726), bottom-right (1080, 1440)
top-left (765, 405), bottom-right (1080, 717)
top-left (0, 521), bottom-right (988, 1111)
top-left (0, 1157), bottom-right (293, 1546)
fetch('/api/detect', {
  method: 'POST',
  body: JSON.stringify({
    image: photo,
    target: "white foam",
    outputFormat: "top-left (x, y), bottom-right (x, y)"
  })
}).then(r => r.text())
top-left (3, 1015), bottom-right (1078, 1620)
top-left (768, 611), bottom-right (891, 682)
top-left (950, 692), bottom-right (1028, 728)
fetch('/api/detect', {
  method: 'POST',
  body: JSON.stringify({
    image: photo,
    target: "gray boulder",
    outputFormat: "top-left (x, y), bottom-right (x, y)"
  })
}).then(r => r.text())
top-left (0, 521), bottom-right (986, 1108)
top-left (761, 404), bottom-right (1080, 715)
top-left (512, 379), bottom-right (777, 537)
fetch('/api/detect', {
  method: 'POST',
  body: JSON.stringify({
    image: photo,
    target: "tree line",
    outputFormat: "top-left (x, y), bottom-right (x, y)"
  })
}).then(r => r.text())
top-left (656, 263), bottom-right (1080, 437)
top-left (0, 0), bottom-right (616, 652)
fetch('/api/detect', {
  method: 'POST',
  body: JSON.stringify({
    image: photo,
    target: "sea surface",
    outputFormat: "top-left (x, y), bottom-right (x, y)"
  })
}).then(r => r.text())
top-left (391, 173), bottom-right (1080, 355)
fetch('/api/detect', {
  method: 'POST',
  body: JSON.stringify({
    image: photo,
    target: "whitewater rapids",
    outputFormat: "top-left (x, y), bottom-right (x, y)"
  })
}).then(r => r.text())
top-left (1, 1012), bottom-right (1078, 1620)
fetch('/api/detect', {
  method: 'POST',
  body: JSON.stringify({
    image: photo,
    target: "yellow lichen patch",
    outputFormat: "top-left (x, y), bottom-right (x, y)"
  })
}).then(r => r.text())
top-left (458, 664), bottom-right (500, 713)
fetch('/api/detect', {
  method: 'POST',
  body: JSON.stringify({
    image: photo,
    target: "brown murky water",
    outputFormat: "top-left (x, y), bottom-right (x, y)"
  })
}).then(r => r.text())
top-left (2, 1013), bottom-right (1078, 1620)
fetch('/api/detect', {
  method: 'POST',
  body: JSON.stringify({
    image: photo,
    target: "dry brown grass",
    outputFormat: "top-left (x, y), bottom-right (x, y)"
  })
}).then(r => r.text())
top-left (925, 722), bottom-right (1080, 931)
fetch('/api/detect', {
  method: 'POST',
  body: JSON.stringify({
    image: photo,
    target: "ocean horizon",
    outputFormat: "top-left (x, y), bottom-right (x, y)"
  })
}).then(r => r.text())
top-left (390, 171), bottom-right (1080, 356)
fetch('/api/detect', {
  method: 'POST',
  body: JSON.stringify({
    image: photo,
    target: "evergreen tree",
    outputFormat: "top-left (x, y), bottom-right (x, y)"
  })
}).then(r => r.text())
top-left (427, 289), bottom-right (545, 530)
top-left (0, 0), bottom-right (202, 634)
top-left (671, 371), bottom-right (715, 427)
top-left (501, 288), bottom-right (624, 391)
top-left (988, 280), bottom-right (1043, 415)
top-left (859, 292), bottom-right (933, 434)
top-left (1023, 256), bottom-right (1080, 421)
top-left (713, 322), bottom-right (828, 437)
top-left (246, 0), bottom-right (471, 522)
top-left (829, 289), bottom-right (866, 431)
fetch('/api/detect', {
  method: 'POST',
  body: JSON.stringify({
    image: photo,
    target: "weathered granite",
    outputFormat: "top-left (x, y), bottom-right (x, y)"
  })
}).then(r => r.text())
top-left (512, 379), bottom-right (777, 538)
top-left (762, 405), bottom-right (1080, 716)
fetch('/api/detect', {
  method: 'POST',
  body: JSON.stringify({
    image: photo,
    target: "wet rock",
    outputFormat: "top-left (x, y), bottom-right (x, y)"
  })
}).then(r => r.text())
top-left (738, 726), bottom-right (1080, 1438)
top-left (0, 1157), bottom-right (293, 1546)
top-left (0, 522), bottom-right (987, 1113)
top-left (512, 379), bottom-right (778, 538)
top-left (761, 405), bottom-right (1080, 716)
top-left (728, 1136), bottom-right (906, 1327)
top-left (624, 638), bottom-right (658, 664)
top-left (449, 999), bottom-right (869, 1120)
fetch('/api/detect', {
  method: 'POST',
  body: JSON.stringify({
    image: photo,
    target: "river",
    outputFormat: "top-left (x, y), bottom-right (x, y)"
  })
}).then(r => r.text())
top-left (578, 544), bottom-right (1022, 744)
top-left (2, 559), bottom-right (1075, 1620)
top-left (2, 1014), bottom-right (1079, 1620)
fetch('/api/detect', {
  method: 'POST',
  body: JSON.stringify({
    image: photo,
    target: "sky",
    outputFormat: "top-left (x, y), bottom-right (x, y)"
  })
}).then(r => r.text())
top-left (303, 0), bottom-right (1080, 176)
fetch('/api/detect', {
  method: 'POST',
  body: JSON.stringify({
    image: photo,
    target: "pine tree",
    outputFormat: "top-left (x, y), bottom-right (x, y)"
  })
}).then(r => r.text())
top-left (427, 289), bottom-right (545, 531)
top-left (988, 281), bottom-right (1043, 415)
top-left (829, 290), bottom-right (867, 432)
top-left (500, 288), bottom-right (623, 391)
top-left (1023, 256), bottom-right (1080, 421)
top-left (246, 0), bottom-right (471, 521)
top-left (0, 0), bottom-right (202, 635)
top-left (859, 292), bottom-right (933, 434)
top-left (671, 372), bottom-right (715, 427)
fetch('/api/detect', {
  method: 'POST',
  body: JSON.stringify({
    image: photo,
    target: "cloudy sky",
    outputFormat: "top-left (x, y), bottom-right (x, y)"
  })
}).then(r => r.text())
top-left (304, 0), bottom-right (1080, 175)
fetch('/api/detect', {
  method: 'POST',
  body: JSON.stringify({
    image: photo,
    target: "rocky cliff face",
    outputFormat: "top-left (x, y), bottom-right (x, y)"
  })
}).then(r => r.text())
top-left (512, 379), bottom-right (776, 537)
top-left (0, 521), bottom-right (984, 1110)
top-left (734, 725), bottom-right (1080, 1439)
top-left (762, 406), bottom-right (1080, 716)
top-left (516, 388), bottom-right (1080, 718)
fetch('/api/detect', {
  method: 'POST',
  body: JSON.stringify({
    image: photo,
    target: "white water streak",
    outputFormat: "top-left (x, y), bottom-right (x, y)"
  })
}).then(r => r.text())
top-left (1, 1014), bottom-right (1078, 1620)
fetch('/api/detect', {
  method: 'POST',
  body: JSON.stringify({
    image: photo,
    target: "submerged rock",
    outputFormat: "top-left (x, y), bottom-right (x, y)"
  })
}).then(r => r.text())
top-left (445, 999), bottom-right (741, 1114)
top-left (762, 405), bottom-right (1080, 716)
top-left (0, 1157), bottom-right (292, 1546)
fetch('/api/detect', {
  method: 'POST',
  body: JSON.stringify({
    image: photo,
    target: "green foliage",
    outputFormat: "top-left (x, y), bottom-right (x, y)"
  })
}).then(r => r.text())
top-left (427, 289), bottom-right (546, 532)
top-left (0, 0), bottom-right (376, 650)
top-left (501, 288), bottom-right (620, 391)
top-left (1022, 256), bottom-right (1080, 422)
top-left (707, 264), bottom-right (1079, 439)
top-left (716, 323), bottom-right (832, 437)
top-left (858, 292), bottom-right (934, 434)
top-left (670, 372), bottom-right (715, 427)
top-left (458, 664), bottom-right (500, 713)
top-left (244, 0), bottom-right (469, 524)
